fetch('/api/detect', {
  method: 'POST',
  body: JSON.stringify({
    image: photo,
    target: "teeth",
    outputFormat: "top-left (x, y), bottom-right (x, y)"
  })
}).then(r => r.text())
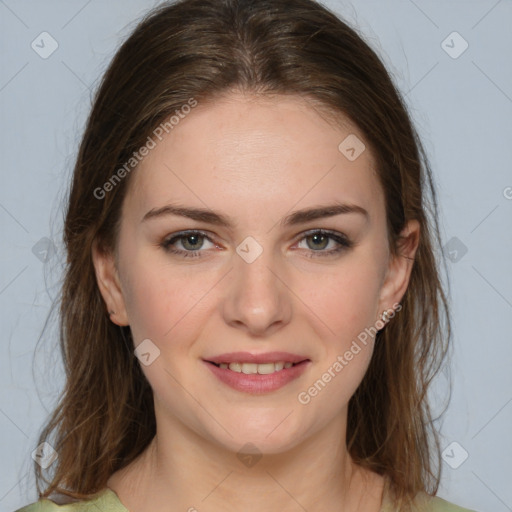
top-left (217, 361), bottom-right (297, 374)
top-left (242, 363), bottom-right (258, 374)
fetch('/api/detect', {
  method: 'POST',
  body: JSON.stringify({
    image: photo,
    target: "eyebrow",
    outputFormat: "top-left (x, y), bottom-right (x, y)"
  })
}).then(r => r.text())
top-left (141, 202), bottom-right (368, 228)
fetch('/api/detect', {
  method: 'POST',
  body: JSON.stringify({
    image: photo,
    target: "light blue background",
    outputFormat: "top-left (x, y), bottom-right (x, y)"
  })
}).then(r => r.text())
top-left (1, 1), bottom-right (511, 511)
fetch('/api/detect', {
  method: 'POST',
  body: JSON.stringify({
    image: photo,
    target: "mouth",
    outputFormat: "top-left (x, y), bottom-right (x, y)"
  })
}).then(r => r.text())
top-left (202, 351), bottom-right (311, 393)
top-left (203, 357), bottom-right (312, 394)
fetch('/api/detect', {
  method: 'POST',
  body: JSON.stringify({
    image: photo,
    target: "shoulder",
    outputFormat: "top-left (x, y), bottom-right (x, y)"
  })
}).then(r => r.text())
top-left (380, 489), bottom-right (479, 512)
top-left (13, 489), bottom-right (128, 512)
top-left (414, 493), bottom-right (479, 512)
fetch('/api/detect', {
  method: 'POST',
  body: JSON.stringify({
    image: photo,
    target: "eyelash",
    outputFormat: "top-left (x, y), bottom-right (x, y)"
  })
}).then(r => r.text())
top-left (160, 229), bottom-right (353, 259)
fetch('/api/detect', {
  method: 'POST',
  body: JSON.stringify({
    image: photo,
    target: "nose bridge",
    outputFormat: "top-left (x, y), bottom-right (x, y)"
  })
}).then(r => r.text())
top-left (222, 237), bottom-right (292, 335)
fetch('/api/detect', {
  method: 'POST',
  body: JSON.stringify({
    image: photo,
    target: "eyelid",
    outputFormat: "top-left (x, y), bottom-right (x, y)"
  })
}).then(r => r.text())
top-left (293, 228), bottom-right (350, 243)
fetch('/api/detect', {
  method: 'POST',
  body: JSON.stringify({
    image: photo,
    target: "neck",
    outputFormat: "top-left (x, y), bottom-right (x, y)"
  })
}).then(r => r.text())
top-left (107, 411), bottom-right (385, 512)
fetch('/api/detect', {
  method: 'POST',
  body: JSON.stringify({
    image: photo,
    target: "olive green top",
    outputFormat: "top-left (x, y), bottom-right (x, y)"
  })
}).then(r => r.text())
top-left (14, 488), bottom-right (478, 512)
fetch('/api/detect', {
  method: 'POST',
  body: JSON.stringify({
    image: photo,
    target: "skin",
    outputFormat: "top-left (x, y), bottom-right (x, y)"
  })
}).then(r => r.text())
top-left (93, 91), bottom-right (420, 512)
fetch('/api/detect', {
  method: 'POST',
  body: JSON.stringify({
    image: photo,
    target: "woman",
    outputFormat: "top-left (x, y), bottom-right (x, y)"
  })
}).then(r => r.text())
top-left (15, 0), bottom-right (478, 511)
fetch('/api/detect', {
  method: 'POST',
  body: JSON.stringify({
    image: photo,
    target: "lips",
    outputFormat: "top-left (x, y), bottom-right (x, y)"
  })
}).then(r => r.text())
top-left (203, 357), bottom-right (311, 394)
top-left (202, 351), bottom-right (311, 393)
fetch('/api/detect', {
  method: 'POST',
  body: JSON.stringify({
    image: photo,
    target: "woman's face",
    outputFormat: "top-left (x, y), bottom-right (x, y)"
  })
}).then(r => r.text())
top-left (93, 92), bottom-right (417, 455)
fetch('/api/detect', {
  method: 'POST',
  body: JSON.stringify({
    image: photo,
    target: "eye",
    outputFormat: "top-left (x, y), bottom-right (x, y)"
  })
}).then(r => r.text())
top-left (160, 230), bottom-right (217, 258)
top-left (295, 229), bottom-right (352, 258)
top-left (160, 229), bottom-right (352, 259)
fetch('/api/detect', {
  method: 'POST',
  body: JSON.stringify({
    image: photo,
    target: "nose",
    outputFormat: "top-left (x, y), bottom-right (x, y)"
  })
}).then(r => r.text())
top-left (222, 247), bottom-right (293, 337)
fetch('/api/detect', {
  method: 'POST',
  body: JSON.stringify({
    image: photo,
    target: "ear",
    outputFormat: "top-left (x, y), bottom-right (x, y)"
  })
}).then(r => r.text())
top-left (91, 239), bottom-right (130, 326)
top-left (377, 219), bottom-right (420, 316)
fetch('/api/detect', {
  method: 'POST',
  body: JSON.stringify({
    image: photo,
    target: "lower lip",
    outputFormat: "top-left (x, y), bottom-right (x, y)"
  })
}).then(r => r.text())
top-left (204, 360), bottom-right (311, 394)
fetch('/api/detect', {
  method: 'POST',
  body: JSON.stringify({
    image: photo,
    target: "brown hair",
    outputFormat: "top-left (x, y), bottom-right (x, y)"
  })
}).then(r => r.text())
top-left (35, 0), bottom-right (451, 510)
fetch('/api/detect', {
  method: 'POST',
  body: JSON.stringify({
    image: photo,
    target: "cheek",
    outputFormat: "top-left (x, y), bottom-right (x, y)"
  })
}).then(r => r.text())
top-left (120, 251), bottom-right (207, 345)
top-left (292, 252), bottom-right (385, 406)
top-left (122, 263), bottom-right (211, 410)
top-left (301, 254), bottom-right (384, 344)
top-left (295, 265), bottom-right (381, 412)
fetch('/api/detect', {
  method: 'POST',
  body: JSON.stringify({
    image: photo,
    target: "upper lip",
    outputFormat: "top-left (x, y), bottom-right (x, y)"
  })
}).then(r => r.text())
top-left (205, 352), bottom-right (310, 365)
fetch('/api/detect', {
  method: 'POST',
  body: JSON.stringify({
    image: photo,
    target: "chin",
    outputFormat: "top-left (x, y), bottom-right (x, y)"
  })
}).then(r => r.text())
top-left (203, 416), bottom-right (307, 458)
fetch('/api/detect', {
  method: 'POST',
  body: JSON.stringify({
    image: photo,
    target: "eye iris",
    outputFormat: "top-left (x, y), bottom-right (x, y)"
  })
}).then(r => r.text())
top-left (182, 234), bottom-right (203, 250)
top-left (307, 233), bottom-right (328, 250)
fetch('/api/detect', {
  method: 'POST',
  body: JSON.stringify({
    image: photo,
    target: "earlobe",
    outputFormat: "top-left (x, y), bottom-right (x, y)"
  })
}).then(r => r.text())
top-left (377, 219), bottom-right (420, 317)
top-left (91, 239), bottom-right (130, 326)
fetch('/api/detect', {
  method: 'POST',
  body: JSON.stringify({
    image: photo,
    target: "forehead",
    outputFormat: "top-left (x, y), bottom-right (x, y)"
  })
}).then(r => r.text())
top-left (125, 92), bottom-right (383, 221)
